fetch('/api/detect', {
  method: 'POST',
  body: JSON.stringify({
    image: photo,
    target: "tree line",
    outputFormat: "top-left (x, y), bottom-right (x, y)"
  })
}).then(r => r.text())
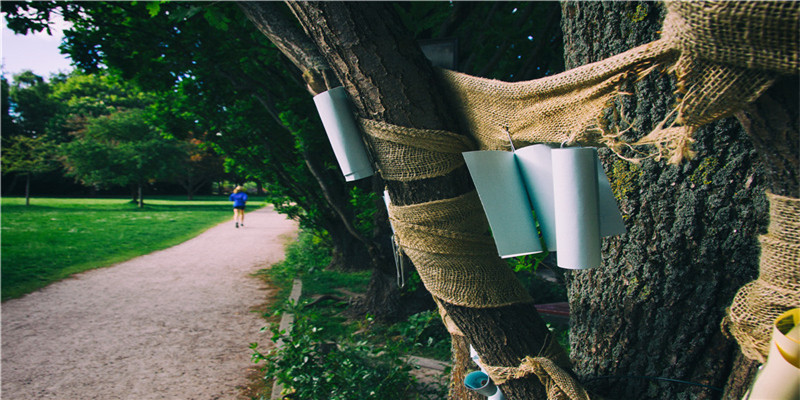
top-left (2, 70), bottom-right (226, 206)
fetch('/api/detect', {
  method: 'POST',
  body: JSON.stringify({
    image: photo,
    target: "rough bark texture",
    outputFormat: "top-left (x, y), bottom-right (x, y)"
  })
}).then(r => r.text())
top-left (561, 3), bottom-right (770, 399)
top-left (286, 3), bottom-right (556, 398)
top-left (735, 75), bottom-right (800, 198)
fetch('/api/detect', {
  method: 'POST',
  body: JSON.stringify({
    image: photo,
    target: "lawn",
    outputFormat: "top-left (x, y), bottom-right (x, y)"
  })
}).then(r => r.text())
top-left (1, 196), bottom-right (257, 301)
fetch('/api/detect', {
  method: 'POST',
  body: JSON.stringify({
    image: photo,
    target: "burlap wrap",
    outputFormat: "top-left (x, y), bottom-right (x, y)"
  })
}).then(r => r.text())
top-left (358, 119), bottom-right (474, 182)
top-left (439, 1), bottom-right (798, 164)
top-left (439, 39), bottom-right (676, 152)
top-left (724, 192), bottom-right (800, 362)
top-left (386, 191), bottom-right (532, 308)
top-left (484, 336), bottom-right (591, 400)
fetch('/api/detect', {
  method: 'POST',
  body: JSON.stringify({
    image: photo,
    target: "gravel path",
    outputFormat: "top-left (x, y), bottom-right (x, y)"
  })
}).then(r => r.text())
top-left (2, 206), bottom-right (298, 400)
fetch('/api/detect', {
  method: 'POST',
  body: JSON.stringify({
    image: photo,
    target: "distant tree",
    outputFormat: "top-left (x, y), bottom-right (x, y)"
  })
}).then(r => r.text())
top-left (60, 109), bottom-right (182, 207)
top-left (1, 135), bottom-right (58, 205)
top-left (170, 135), bottom-right (225, 200)
top-left (2, 71), bottom-right (63, 197)
top-left (47, 72), bottom-right (154, 143)
top-left (1, 77), bottom-right (22, 141)
top-left (7, 71), bottom-right (56, 138)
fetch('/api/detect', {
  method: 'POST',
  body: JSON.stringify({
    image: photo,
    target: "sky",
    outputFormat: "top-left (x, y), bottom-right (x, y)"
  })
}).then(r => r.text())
top-left (1, 12), bottom-right (74, 81)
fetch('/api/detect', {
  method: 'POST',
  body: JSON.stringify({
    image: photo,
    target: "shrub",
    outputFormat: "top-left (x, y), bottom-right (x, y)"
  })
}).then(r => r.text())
top-left (252, 302), bottom-right (440, 400)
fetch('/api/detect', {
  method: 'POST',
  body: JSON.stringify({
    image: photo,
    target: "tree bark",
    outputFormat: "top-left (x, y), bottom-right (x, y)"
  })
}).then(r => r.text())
top-left (561, 2), bottom-right (771, 399)
top-left (24, 172), bottom-right (30, 206)
top-left (285, 3), bottom-right (556, 398)
top-left (734, 75), bottom-right (800, 198)
top-left (137, 182), bottom-right (144, 208)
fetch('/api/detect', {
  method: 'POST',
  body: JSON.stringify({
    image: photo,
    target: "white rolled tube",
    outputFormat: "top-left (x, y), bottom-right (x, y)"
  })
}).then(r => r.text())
top-left (551, 147), bottom-right (601, 269)
top-left (745, 308), bottom-right (800, 400)
top-left (313, 86), bottom-right (374, 181)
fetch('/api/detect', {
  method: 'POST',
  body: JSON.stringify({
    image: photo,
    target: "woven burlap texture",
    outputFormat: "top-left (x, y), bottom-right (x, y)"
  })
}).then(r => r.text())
top-left (439, 1), bottom-right (798, 164)
top-left (359, 119), bottom-right (474, 182)
top-left (387, 191), bottom-right (532, 308)
top-left (484, 336), bottom-right (591, 400)
top-left (724, 192), bottom-right (800, 363)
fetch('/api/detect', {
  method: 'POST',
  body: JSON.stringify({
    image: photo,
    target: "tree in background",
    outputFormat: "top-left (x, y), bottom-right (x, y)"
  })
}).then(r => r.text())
top-left (1, 135), bottom-right (58, 205)
top-left (2, 71), bottom-right (61, 199)
top-left (1, 77), bottom-right (20, 140)
top-left (60, 108), bottom-right (182, 208)
top-left (169, 134), bottom-right (224, 200)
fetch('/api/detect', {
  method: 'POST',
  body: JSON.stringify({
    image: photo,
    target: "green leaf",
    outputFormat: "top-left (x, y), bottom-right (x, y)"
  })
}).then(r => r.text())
top-left (145, 2), bottom-right (161, 18)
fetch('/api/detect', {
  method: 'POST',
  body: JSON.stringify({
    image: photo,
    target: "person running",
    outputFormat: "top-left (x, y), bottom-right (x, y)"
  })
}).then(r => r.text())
top-left (229, 186), bottom-right (248, 228)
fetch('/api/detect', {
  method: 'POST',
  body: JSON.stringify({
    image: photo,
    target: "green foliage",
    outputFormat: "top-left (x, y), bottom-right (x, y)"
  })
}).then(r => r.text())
top-left (6, 70), bottom-right (57, 138)
top-left (349, 186), bottom-right (378, 236)
top-left (252, 302), bottom-right (444, 400)
top-left (264, 231), bottom-right (334, 304)
top-left (510, 257), bottom-right (568, 304)
top-left (1, 135), bottom-right (58, 176)
top-left (0, 196), bottom-right (239, 300)
top-left (386, 310), bottom-right (451, 361)
top-left (255, 231), bottom-right (449, 399)
top-left (509, 252), bottom-right (549, 273)
top-left (547, 322), bottom-right (570, 355)
top-left (60, 109), bottom-right (183, 190)
top-left (394, 2), bottom-right (564, 81)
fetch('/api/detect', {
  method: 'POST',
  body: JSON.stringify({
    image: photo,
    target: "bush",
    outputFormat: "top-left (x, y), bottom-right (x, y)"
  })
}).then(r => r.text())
top-left (252, 302), bottom-right (442, 400)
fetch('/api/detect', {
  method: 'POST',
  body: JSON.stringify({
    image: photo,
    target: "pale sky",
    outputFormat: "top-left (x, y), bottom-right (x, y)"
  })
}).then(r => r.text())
top-left (1, 12), bottom-right (74, 81)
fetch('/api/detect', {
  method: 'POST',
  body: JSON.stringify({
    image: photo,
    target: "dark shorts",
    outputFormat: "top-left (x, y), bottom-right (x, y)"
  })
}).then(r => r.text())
top-left (234, 205), bottom-right (246, 210)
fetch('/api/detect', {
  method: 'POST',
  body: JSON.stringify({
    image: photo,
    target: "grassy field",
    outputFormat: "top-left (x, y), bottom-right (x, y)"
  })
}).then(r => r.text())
top-left (1, 196), bottom-right (258, 301)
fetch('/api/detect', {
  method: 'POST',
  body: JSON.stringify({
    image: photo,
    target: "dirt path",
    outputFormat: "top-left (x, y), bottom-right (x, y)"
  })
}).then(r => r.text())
top-left (1, 206), bottom-right (298, 400)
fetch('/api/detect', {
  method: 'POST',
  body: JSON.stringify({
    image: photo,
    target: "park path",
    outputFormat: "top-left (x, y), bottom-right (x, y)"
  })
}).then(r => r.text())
top-left (1, 206), bottom-right (298, 400)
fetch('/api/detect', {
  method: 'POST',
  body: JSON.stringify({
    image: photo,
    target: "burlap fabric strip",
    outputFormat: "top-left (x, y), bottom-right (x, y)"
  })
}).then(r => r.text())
top-left (640, 1), bottom-right (799, 163)
top-left (483, 336), bottom-right (592, 400)
top-left (438, 39), bottom-right (675, 152)
top-left (359, 119), bottom-right (475, 182)
top-left (387, 190), bottom-right (532, 308)
top-left (438, 1), bottom-right (798, 164)
top-left (724, 192), bottom-right (800, 363)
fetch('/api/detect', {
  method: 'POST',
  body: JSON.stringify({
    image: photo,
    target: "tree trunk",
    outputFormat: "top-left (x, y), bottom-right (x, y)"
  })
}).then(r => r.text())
top-left (137, 182), bottom-right (144, 208)
top-left (561, 3), bottom-right (771, 399)
top-left (24, 172), bottom-right (30, 206)
top-left (286, 3), bottom-right (555, 398)
top-left (240, 1), bottom-right (436, 323)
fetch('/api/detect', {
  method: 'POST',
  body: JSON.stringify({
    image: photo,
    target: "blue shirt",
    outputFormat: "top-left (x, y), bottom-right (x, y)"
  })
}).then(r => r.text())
top-left (229, 192), bottom-right (248, 207)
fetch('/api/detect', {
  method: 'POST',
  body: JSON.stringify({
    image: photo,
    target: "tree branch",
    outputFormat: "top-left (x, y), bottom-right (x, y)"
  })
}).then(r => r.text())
top-left (237, 1), bottom-right (333, 94)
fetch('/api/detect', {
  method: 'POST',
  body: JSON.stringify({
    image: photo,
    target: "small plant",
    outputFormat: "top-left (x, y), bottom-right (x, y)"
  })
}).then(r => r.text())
top-left (391, 311), bottom-right (451, 361)
top-left (251, 302), bottom-right (442, 399)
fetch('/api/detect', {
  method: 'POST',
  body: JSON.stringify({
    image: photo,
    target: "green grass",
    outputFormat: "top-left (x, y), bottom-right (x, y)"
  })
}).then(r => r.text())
top-left (1, 195), bottom-right (259, 301)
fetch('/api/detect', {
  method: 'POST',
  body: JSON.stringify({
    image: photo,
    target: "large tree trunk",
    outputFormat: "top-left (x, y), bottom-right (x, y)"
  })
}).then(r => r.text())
top-left (561, 3), bottom-right (774, 399)
top-left (285, 3), bottom-right (556, 398)
top-left (240, 1), bottom-right (437, 323)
